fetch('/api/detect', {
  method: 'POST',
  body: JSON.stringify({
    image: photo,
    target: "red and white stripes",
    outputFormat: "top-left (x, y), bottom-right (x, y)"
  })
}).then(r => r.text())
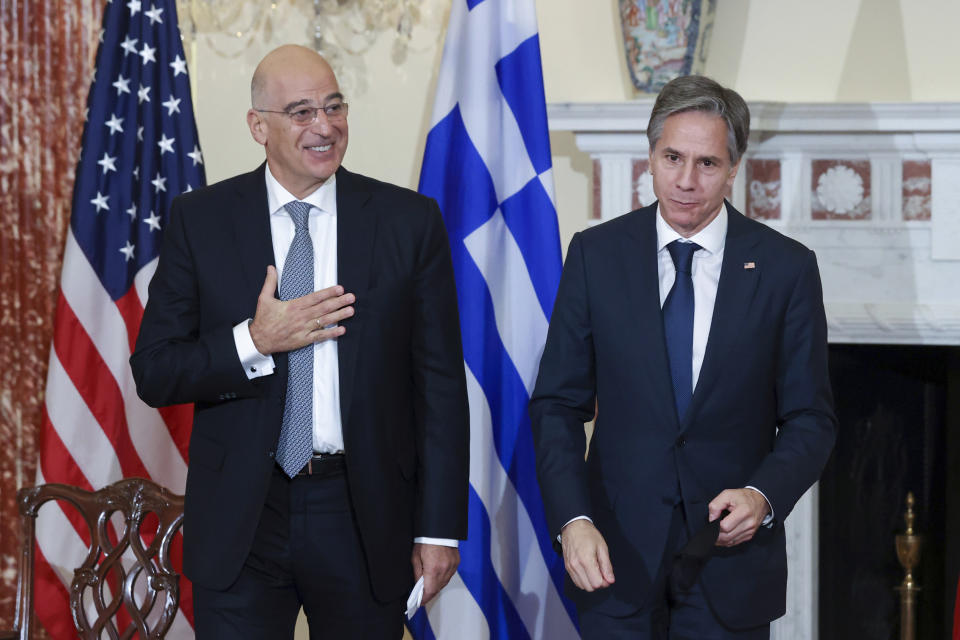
top-left (35, 229), bottom-right (194, 638)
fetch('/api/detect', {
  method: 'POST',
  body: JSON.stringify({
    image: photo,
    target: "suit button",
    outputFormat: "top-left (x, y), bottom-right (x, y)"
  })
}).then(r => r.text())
top-left (676, 436), bottom-right (686, 448)
top-left (268, 450), bottom-right (275, 459)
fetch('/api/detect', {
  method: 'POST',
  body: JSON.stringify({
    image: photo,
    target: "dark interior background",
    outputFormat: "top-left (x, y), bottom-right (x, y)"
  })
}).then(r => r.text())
top-left (819, 345), bottom-right (960, 639)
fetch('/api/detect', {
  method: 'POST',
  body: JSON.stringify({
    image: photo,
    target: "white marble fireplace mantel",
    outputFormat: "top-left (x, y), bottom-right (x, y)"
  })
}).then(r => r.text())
top-left (547, 100), bottom-right (960, 639)
top-left (548, 100), bottom-right (960, 346)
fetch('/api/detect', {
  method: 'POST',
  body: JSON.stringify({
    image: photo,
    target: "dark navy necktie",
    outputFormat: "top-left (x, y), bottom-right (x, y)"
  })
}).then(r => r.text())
top-left (663, 240), bottom-right (701, 421)
top-left (276, 201), bottom-right (315, 478)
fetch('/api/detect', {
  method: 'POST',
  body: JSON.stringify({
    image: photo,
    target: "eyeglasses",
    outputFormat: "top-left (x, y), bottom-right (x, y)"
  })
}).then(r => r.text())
top-left (255, 101), bottom-right (349, 125)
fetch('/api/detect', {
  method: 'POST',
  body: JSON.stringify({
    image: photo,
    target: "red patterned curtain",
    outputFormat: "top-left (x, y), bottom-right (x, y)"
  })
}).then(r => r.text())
top-left (0, 0), bottom-right (103, 630)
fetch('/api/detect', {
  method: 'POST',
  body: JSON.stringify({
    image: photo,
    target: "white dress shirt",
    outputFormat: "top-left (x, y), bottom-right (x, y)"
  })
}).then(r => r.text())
top-left (561, 203), bottom-right (772, 540)
top-left (233, 165), bottom-right (342, 453)
top-left (232, 166), bottom-right (456, 548)
top-left (655, 203), bottom-right (726, 392)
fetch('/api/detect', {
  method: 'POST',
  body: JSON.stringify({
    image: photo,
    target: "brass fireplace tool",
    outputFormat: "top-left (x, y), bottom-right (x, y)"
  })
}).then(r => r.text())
top-left (895, 491), bottom-right (923, 640)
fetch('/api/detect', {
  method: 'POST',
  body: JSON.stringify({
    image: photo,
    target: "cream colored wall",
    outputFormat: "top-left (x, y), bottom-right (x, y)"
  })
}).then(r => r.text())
top-left (183, 1), bottom-right (959, 634)
top-left (703, 0), bottom-right (960, 102)
top-left (190, 0), bottom-right (629, 252)
top-left (191, 0), bottom-right (960, 260)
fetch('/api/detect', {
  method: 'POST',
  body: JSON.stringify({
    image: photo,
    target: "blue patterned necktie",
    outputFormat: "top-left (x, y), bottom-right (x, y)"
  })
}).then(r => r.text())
top-left (663, 240), bottom-right (701, 421)
top-left (276, 201), bottom-right (315, 478)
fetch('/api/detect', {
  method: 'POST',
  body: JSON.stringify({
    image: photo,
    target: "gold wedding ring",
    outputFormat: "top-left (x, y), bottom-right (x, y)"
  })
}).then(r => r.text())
top-left (315, 318), bottom-right (322, 328)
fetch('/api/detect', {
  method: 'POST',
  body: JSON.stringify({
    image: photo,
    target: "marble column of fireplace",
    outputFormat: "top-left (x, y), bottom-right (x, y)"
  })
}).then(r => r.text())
top-left (548, 101), bottom-right (960, 639)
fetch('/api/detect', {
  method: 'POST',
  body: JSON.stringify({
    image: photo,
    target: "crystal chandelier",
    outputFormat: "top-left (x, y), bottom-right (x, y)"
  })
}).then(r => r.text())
top-left (176, 0), bottom-right (446, 89)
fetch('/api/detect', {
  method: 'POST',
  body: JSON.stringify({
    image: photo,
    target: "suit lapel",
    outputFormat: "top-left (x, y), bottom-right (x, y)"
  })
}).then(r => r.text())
top-left (685, 205), bottom-right (762, 427)
top-left (621, 205), bottom-right (679, 429)
top-left (335, 167), bottom-right (376, 431)
top-left (226, 163), bottom-right (291, 389)
top-left (229, 163), bottom-right (276, 308)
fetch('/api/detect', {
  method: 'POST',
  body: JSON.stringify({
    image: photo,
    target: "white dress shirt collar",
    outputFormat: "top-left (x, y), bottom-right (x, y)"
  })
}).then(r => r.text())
top-left (264, 164), bottom-right (338, 217)
top-left (655, 201), bottom-right (728, 255)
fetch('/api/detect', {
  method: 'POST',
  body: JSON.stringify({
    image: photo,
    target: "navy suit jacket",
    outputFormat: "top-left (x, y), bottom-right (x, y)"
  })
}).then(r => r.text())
top-left (530, 202), bottom-right (836, 629)
top-left (131, 164), bottom-right (469, 601)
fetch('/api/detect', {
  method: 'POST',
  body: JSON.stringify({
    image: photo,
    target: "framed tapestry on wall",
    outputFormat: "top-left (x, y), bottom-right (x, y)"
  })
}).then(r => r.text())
top-left (619, 0), bottom-right (716, 93)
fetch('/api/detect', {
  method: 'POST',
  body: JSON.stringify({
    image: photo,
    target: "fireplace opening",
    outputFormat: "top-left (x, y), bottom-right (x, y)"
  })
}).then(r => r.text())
top-left (819, 344), bottom-right (960, 639)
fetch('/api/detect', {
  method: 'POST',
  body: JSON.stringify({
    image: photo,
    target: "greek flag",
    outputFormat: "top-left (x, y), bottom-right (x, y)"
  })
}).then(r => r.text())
top-left (411, 0), bottom-right (579, 638)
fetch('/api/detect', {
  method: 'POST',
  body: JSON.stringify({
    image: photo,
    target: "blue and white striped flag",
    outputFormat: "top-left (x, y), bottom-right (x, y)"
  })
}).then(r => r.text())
top-left (412, 1), bottom-right (579, 638)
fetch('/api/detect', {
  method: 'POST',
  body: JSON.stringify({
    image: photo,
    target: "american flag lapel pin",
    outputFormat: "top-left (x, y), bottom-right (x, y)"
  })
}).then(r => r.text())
top-left (744, 261), bottom-right (756, 270)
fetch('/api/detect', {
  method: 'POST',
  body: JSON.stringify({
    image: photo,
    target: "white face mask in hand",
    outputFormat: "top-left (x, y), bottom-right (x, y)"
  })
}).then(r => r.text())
top-left (406, 576), bottom-right (425, 619)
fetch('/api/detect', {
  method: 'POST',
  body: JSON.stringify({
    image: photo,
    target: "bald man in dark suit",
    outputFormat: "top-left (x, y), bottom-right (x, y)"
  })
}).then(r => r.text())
top-left (132, 45), bottom-right (469, 639)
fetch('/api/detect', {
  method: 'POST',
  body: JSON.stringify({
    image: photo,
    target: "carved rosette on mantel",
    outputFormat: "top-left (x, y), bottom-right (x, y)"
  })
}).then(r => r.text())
top-left (548, 101), bottom-right (960, 348)
top-left (548, 100), bottom-right (960, 640)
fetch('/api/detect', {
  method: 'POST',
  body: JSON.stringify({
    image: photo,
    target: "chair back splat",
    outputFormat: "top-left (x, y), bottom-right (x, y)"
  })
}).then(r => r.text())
top-left (4, 478), bottom-right (185, 640)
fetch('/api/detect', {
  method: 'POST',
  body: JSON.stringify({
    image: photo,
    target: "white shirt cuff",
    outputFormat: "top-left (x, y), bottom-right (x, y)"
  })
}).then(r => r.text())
top-left (558, 515), bottom-right (594, 543)
top-left (233, 319), bottom-right (275, 379)
top-left (745, 485), bottom-right (775, 527)
top-left (414, 537), bottom-right (459, 548)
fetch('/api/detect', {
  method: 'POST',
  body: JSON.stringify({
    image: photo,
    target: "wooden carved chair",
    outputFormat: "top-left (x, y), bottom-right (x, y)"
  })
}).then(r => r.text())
top-left (1, 478), bottom-right (185, 640)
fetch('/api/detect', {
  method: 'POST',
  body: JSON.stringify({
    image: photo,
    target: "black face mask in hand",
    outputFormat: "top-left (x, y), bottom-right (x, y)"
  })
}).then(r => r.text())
top-left (670, 510), bottom-right (729, 593)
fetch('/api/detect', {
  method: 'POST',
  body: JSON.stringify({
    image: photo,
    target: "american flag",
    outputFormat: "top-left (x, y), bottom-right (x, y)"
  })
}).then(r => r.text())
top-left (410, 0), bottom-right (579, 637)
top-left (36, 0), bottom-right (203, 637)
